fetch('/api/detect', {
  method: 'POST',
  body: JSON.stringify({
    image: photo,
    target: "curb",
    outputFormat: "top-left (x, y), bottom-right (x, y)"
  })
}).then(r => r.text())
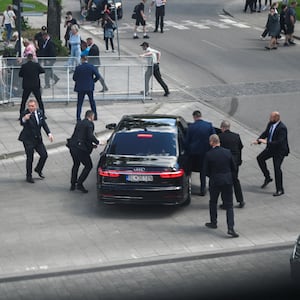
top-left (0, 241), bottom-right (294, 283)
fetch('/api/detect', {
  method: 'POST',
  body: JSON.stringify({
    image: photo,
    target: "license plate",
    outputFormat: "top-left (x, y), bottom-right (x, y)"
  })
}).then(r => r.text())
top-left (126, 175), bottom-right (153, 182)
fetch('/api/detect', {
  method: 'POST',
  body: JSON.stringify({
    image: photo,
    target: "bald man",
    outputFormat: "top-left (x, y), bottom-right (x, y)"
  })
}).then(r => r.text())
top-left (252, 112), bottom-right (289, 197)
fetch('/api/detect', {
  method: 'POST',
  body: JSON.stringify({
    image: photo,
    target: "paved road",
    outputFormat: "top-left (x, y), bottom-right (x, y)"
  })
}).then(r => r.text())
top-left (0, 247), bottom-right (298, 300)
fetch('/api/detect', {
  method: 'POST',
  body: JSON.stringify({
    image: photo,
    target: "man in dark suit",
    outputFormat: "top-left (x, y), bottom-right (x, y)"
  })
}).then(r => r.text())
top-left (252, 111), bottom-right (289, 197)
top-left (67, 110), bottom-right (99, 193)
top-left (185, 110), bottom-right (215, 196)
top-left (18, 99), bottom-right (54, 183)
top-left (41, 32), bottom-right (60, 89)
top-left (203, 134), bottom-right (239, 238)
top-left (73, 55), bottom-right (100, 121)
top-left (19, 53), bottom-right (45, 117)
top-left (86, 37), bottom-right (108, 92)
top-left (218, 120), bottom-right (245, 208)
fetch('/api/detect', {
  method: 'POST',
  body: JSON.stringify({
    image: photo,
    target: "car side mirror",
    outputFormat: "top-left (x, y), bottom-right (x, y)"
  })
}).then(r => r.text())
top-left (106, 123), bottom-right (117, 130)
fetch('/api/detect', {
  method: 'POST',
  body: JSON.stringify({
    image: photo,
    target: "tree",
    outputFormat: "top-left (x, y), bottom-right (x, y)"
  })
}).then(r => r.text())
top-left (47, 0), bottom-right (61, 40)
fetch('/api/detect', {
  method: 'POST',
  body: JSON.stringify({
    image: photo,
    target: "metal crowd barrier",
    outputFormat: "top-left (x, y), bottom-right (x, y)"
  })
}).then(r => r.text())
top-left (0, 55), bottom-right (153, 105)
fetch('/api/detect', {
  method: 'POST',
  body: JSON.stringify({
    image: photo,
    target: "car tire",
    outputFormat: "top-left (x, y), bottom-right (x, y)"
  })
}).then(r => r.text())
top-left (180, 176), bottom-right (191, 206)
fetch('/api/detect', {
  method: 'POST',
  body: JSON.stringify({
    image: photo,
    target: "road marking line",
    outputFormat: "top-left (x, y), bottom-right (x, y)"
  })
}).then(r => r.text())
top-left (202, 40), bottom-right (226, 50)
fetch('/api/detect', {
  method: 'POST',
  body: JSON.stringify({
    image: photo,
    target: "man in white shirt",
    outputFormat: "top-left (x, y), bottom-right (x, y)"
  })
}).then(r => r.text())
top-left (150, 0), bottom-right (167, 33)
top-left (140, 41), bottom-right (169, 97)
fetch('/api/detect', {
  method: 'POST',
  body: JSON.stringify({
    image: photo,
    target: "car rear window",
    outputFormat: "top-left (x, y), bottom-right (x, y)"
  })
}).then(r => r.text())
top-left (108, 131), bottom-right (177, 156)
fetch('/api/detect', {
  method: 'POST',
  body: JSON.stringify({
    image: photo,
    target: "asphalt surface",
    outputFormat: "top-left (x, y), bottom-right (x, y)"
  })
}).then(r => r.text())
top-left (0, 0), bottom-right (300, 299)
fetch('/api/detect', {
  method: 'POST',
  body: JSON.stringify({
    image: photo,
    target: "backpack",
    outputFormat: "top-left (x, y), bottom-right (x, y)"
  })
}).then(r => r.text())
top-left (131, 4), bottom-right (139, 19)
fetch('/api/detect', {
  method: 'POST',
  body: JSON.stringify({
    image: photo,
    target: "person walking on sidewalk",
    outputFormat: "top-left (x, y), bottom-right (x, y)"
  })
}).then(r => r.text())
top-left (73, 55), bottom-right (100, 121)
top-left (139, 42), bottom-right (169, 96)
top-left (252, 111), bottom-right (289, 197)
top-left (204, 134), bottom-right (239, 238)
top-left (264, 6), bottom-right (280, 50)
top-left (284, 1), bottom-right (297, 46)
top-left (19, 53), bottom-right (45, 118)
top-left (1, 5), bottom-right (16, 44)
top-left (41, 32), bottom-right (60, 89)
top-left (133, 0), bottom-right (150, 39)
top-left (150, 0), bottom-right (167, 33)
top-left (86, 37), bottom-right (108, 92)
top-left (185, 110), bottom-right (215, 196)
top-left (102, 11), bottom-right (115, 52)
top-left (218, 120), bottom-right (245, 209)
top-left (18, 99), bottom-right (54, 183)
top-left (67, 110), bottom-right (99, 193)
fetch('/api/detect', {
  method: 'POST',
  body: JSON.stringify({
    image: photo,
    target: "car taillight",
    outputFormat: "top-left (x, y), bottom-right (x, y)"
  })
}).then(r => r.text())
top-left (160, 169), bottom-right (184, 178)
top-left (137, 133), bottom-right (153, 138)
top-left (98, 168), bottom-right (120, 177)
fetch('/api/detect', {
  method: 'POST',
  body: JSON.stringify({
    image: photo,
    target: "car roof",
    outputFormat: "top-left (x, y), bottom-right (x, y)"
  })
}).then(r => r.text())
top-left (116, 114), bottom-right (186, 132)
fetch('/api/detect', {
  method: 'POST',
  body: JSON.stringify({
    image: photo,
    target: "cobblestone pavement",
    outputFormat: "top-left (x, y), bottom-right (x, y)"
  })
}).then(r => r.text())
top-left (0, 247), bottom-right (299, 300)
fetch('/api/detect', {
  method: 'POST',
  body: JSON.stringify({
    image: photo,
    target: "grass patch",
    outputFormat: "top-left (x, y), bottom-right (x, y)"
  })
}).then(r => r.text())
top-left (0, 0), bottom-right (47, 13)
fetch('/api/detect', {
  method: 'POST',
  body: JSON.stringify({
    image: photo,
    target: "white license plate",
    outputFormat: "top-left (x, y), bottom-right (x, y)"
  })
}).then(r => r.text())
top-left (126, 175), bottom-right (153, 182)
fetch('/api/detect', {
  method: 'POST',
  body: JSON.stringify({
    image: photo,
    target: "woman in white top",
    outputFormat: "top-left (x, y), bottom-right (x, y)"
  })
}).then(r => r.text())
top-left (1, 5), bottom-right (16, 44)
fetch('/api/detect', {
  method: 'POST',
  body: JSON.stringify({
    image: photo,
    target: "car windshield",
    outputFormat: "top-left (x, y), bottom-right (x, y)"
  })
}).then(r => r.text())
top-left (108, 131), bottom-right (177, 156)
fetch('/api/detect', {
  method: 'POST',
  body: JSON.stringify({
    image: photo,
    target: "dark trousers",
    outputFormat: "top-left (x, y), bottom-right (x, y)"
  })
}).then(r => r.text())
top-left (233, 167), bottom-right (244, 203)
top-left (44, 61), bottom-right (59, 87)
top-left (257, 149), bottom-right (285, 192)
top-left (70, 147), bottom-right (93, 185)
top-left (244, 0), bottom-right (255, 12)
top-left (209, 184), bottom-right (235, 229)
top-left (76, 91), bottom-right (97, 121)
top-left (20, 88), bottom-right (44, 116)
top-left (23, 141), bottom-right (48, 178)
top-left (155, 6), bottom-right (165, 32)
top-left (105, 38), bottom-right (114, 51)
top-left (188, 154), bottom-right (206, 194)
top-left (153, 64), bottom-right (169, 94)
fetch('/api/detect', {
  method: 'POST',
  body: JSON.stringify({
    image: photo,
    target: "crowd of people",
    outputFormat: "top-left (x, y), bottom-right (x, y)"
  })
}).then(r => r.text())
top-left (243, 0), bottom-right (298, 50)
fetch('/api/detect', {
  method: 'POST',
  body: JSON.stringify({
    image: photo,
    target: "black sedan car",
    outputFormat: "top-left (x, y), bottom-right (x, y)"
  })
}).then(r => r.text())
top-left (97, 115), bottom-right (191, 205)
top-left (290, 235), bottom-right (300, 280)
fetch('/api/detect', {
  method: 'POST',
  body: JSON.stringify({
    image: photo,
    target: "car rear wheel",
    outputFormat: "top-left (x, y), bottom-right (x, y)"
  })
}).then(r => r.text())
top-left (180, 176), bottom-right (191, 206)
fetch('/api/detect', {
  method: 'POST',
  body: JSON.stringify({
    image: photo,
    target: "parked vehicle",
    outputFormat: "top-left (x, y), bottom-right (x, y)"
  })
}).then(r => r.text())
top-left (290, 235), bottom-right (300, 281)
top-left (97, 115), bottom-right (191, 205)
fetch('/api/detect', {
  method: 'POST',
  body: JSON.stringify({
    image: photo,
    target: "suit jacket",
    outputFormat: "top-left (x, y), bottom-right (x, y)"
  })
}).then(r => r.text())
top-left (258, 121), bottom-right (289, 156)
top-left (185, 119), bottom-right (215, 156)
top-left (19, 61), bottom-right (45, 89)
top-left (18, 109), bottom-right (50, 145)
top-left (69, 118), bottom-right (99, 153)
top-left (88, 44), bottom-right (100, 66)
top-left (219, 130), bottom-right (243, 166)
top-left (73, 62), bottom-right (100, 92)
top-left (41, 38), bottom-right (57, 64)
top-left (204, 146), bottom-right (236, 187)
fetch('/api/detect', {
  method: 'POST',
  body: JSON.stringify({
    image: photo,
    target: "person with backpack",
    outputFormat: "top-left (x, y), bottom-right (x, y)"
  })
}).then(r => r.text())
top-left (133, 0), bottom-right (150, 39)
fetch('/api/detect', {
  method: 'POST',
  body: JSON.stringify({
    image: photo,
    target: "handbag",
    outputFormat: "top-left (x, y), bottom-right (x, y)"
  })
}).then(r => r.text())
top-left (112, 22), bottom-right (117, 31)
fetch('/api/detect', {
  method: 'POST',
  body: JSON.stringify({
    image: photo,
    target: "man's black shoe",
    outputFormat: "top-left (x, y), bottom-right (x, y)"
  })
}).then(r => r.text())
top-left (153, 29), bottom-right (158, 32)
top-left (205, 222), bottom-right (217, 229)
top-left (70, 184), bottom-right (76, 191)
top-left (77, 184), bottom-right (88, 193)
top-left (273, 190), bottom-right (284, 197)
top-left (34, 168), bottom-right (45, 179)
top-left (236, 201), bottom-right (245, 208)
top-left (227, 229), bottom-right (239, 238)
top-left (26, 177), bottom-right (34, 183)
top-left (261, 178), bottom-right (273, 188)
top-left (164, 91), bottom-right (170, 97)
top-left (199, 190), bottom-right (206, 196)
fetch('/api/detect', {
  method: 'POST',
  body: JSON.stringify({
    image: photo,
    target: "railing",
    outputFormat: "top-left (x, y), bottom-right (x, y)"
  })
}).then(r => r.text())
top-left (0, 55), bottom-right (153, 104)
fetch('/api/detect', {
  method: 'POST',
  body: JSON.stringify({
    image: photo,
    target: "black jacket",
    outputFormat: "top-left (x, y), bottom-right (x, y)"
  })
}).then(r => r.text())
top-left (19, 61), bottom-right (45, 89)
top-left (18, 109), bottom-right (50, 145)
top-left (219, 130), bottom-right (243, 166)
top-left (88, 44), bottom-right (100, 66)
top-left (41, 38), bottom-right (57, 58)
top-left (258, 121), bottom-right (289, 156)
top-left (69, 119), bottom-right (99, 153)
top-left (204, 146), bottom-right (236, 187)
